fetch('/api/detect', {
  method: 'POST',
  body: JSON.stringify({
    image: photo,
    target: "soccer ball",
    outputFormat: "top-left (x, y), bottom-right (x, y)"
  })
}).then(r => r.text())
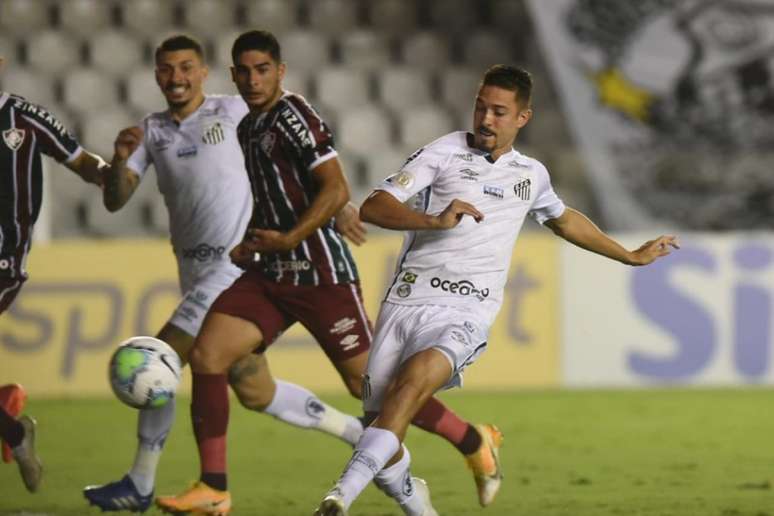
top-left (108, 336), bottom-right (181, 409)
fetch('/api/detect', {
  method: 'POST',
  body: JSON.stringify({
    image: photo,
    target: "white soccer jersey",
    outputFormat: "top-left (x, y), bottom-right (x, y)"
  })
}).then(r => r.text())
top-left (376, 131), bottom-right (566, 325)
top-left (127, 95), bottom-right (252, 285)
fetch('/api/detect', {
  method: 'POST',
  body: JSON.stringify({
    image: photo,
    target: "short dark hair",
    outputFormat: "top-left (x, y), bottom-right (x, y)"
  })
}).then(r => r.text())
top-left (154, 35), bottom-right (205, 62)
top-left (481, 65), bottom-right (533, 107)
top-left (231, 30), bottom-right (281, 65)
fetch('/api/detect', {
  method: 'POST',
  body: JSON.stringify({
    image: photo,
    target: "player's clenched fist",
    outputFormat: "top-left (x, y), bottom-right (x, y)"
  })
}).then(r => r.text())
top-left (113, 127), bottom-right (144, 161)
top-left (433, 198), bottom-right (485, 229)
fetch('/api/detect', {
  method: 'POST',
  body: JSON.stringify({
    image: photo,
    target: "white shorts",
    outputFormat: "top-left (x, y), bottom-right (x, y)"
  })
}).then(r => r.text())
top-left (169, 264), bottom-right (242, 337)
top-left (362, 302), bottom-right (489, 413)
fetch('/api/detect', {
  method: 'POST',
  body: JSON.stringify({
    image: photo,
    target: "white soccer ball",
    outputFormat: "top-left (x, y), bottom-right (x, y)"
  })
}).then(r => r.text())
top-left (108, 336), bottom-right (182, 409)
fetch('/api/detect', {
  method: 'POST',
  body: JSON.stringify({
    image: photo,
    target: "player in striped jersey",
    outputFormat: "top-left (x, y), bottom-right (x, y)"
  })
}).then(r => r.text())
top-left (81, 36), bottom-right (367, 513)
top-left (157, 31), bottom-right (495, 515)
top-left (0, 56), bottom-right (105, 315)
top-left (1, 53), bottom-right (105, 494)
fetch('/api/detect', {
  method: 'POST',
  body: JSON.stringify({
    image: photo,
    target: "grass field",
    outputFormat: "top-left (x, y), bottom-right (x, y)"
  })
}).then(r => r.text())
top-left (1, 389), bottom-right (773, 516)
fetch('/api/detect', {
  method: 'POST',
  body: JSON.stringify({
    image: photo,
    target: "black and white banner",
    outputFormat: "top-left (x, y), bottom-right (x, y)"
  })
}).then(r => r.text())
top-left (527, 0), bottom-right (774, 230)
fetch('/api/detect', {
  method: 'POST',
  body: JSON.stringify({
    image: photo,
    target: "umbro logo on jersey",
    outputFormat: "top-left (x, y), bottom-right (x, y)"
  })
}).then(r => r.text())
top-left (202, 122), bottom-right (225, 145)
top-left (459, 168), bottom-right (479, 181)
top-left (3, 128), bottom-right (25, 151)
top-left (513, 178), bottom-right (531, 200)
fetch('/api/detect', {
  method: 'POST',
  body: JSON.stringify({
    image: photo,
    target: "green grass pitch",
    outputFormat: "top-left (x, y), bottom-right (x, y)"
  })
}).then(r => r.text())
top-left (1, 389), bottom-right (773, 515)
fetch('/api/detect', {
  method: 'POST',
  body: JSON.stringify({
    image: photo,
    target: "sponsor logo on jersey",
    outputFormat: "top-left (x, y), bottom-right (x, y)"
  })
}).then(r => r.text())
top-left (513, 177), bottom-right (531, 200)
top-left (3, 128), bottom-right (25, 151)
top-left (463, 321), bottom-right (475, 333)
top-left (454, 152), bottom-right (473, 162)
top-left (387, 171), bottom-right (415, 190)
top-left (507, 159), bottom-right (530, 169)
top-left (260, 132), bottom-right (276, 154)
top-left (202, 122), bottom-right (226, 145)
top-left (280, 108), bottom-right (313, 147)
top-left (14, 101), bottom-right (68, 137)
top-left (430, 277), bottom-right (489, 301)
top-left (176, 145), bottom-right (198, 158)
top-left (330, 317), bottom-right (357, 335)
top-left (396, 283), bottom-right (412, 298)
top-left (269, 259), bottom-right (312, 272)
top-left (182, 243), bottom-right (226, 262)
top-left (459, 168), bottom-right (480, 181)
top-left (339, 334), bottom-right (360, 351)
top-left (483, 184), bottom-right (504, 199)
top-left (401, 271), bottom-right (418, 284)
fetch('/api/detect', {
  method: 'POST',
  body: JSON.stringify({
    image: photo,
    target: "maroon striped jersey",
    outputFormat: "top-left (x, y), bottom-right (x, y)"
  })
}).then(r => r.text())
top-left (0, 92), bottom-right (82, 280)
top-left (237, 91), bottom-right (358, 286)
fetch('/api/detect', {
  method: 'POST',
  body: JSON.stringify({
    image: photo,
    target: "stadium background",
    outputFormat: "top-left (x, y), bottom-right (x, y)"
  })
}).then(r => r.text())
top-left (1, 0), bottom-right (771, 394)
top-left (1, 1), bottom-right (774, 515)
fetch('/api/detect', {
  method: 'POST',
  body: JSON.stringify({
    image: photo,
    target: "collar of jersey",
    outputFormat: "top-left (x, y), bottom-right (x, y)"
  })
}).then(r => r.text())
top-left (164, 96), bottom-right (210, 125)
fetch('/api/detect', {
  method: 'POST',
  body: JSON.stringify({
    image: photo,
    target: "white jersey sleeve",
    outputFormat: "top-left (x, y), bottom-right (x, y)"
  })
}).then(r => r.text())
top-left (374, 144), bottom-right (447, 203)
top-left (528, 162), bottom-right (565, 224)
top-left (125, 118), bottom-right (153, 179)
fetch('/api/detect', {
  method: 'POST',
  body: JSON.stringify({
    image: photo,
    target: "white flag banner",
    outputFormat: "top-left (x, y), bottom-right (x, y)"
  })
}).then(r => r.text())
top-left (526, 0), bottom-right (774, 230)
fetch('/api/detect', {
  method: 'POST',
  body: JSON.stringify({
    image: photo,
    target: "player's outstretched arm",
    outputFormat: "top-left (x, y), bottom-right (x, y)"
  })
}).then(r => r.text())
top-left (103, 127), bottom-right (142, 212)
top-left (361, 191), bottom-right (483, 230)
top-left (544, 207), bottom-right (679, 266)
top-left (65, 150), bottom-right (108, 186)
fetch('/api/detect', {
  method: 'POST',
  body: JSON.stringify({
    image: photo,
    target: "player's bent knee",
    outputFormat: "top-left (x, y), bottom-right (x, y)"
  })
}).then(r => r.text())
top-left (188, 344), bottom-right (228, 374)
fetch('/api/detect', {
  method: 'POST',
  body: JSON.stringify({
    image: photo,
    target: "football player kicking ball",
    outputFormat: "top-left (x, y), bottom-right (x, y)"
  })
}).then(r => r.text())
top-left (156, 31), bottom-right (503, 516)
top-left (315, 65), bottom-right (679, 515)
top-left (83, 35), bottom-right (366, 513)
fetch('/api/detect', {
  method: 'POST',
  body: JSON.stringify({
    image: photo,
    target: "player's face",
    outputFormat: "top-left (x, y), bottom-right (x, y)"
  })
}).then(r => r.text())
top-left (155, 49), bottom-right (208, 108)
top-left (472, 85), bottom-right (532, 159)
top-left (231, 50), bottom-right (285, 112)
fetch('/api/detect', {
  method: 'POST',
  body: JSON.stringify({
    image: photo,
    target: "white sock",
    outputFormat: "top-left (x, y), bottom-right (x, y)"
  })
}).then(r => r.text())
top-left (335, 427), bottom-right (400, 508)
top-left (374, 446), bottom-right (426, 516)
top-left (128, 398), bottom-right (176, 495)
top-left (263, 380), bottom-right (363, 445)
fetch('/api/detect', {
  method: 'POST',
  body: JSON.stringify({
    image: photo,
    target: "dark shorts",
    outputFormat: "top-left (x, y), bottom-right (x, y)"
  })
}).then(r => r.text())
top-left (0, 278), bottom-right (25, 315)
top-left (210, 269), bottom-right (372, 362)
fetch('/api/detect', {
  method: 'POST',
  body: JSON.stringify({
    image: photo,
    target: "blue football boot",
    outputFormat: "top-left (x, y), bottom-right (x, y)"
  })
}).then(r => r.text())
top-left (83, 475), bottom-right (153, 512)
